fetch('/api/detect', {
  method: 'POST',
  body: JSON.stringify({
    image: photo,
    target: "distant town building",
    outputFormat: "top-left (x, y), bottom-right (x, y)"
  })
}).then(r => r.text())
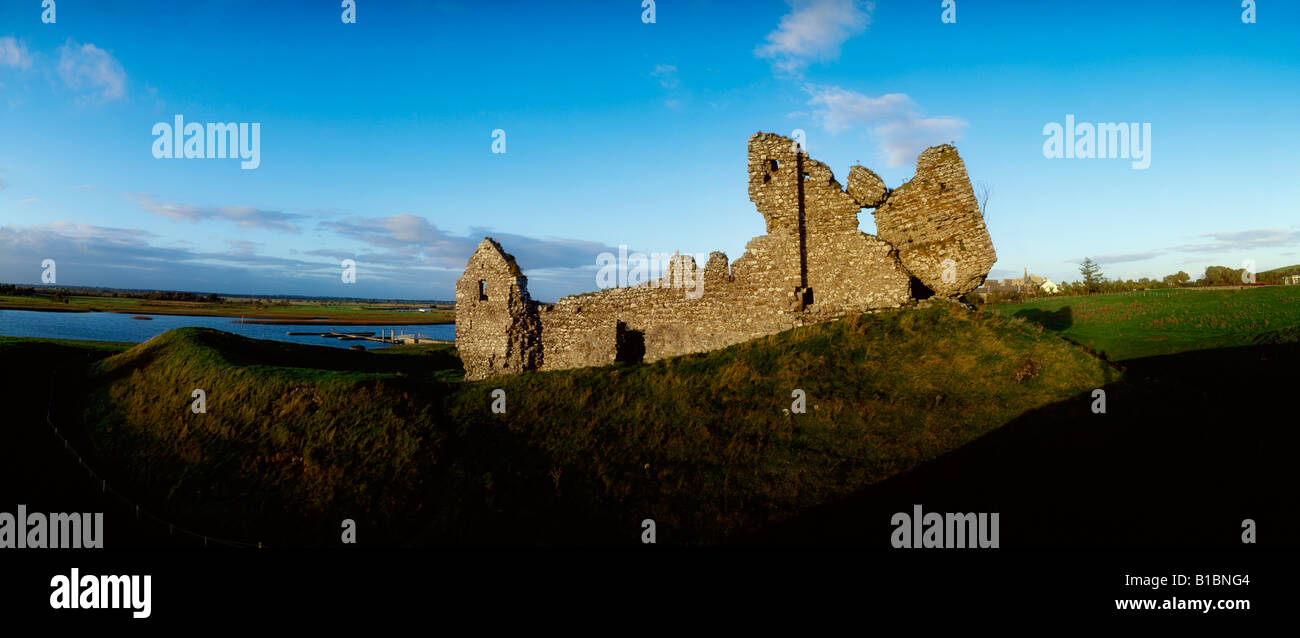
top-left (972, 267), bottom-right (1054, 299)
top-left (1285, 274), bottom-right (1300, 285)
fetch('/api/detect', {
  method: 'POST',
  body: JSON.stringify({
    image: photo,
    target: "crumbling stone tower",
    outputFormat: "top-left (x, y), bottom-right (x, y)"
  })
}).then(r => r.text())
top-left (454, 133), bottom-right (996, 380)
top-left (870, 145), bottom-right (996, 298)
top-left (455, 238), bottom-right (542, 380)
top-left (739, 133), bottom-right (913, 315)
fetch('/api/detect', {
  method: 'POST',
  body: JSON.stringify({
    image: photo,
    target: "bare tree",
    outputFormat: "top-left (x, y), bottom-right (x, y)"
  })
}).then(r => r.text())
top-left (975, 180), bottom-right (993, 218)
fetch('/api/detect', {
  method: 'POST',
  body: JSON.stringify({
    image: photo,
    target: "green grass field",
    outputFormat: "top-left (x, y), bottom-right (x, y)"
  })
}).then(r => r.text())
top-left (0, 294), bottom-right (454, 324)
top-left (986, 286), bottom-right (1300, 360)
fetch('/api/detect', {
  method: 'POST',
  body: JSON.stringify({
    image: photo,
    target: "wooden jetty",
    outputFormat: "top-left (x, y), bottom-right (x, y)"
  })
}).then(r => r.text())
top-left (286, 331), bottom-right (375, 337)
top-left (286, 329), bottom-right (445, 345)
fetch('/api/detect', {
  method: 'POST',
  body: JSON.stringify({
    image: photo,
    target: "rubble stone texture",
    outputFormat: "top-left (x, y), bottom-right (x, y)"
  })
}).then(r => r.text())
top-left (845, 165), bottom-right (889, 208)
top-left (455, 133), bottom-right (996, 379)
top-left (872, 144), bottom-right (997, 298)
top-left (455, 238), bottom-right (543, 380)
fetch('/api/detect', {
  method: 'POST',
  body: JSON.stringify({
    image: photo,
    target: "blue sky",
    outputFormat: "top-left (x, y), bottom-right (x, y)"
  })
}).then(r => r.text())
top-left (1, 0), bottom-right (1297, 301)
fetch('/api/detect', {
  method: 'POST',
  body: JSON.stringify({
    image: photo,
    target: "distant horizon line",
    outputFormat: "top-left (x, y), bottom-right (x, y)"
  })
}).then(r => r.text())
top-left (0, 282), bottom-right (452, 305)
top-left (5, 256), bottom-right (1300, 304)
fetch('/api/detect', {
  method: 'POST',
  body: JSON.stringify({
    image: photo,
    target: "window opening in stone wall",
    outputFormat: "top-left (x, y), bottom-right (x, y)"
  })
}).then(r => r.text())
top-left (479, 280), bottom-right (487, 301)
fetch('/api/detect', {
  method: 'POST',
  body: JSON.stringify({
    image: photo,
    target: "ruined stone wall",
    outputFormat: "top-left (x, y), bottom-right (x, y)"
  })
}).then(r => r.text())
top-left (454, 238), bottom-right (542, 381)
top-left (454, 133), bottom-right (996, 379)
top-left (536, 255), bottom-right (796, 371)
top-left (872, 145), bottom-right (997, 298)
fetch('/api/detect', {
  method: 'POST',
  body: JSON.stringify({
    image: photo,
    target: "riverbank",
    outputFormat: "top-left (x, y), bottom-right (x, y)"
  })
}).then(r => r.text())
top-left (0, 294), bottom-right (455, 325)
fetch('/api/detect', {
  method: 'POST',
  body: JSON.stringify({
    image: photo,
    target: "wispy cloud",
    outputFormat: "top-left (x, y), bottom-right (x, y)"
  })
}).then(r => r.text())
top-left (0, 217), bottom-right (665, 301)
top-left (1065, 229), bottom-right (1300, 269)
top-left (651, 64), bottom-right (678, 89)
top-left (650, 64), bottom-right (686, 109)
top-left (804, 85), bottom-right (967, 167)
top-left (1170, 229), bottom-right (1300, 253)
top-left (873, 116), bottom-right (967, 167)
top-left (137, 196), bottom-right (305, 233)
top-left (57, 39), bottom-right (126, 101)
top-left (0, 37), bottom-right (32, 71)
top-left (806, 87), bottom-right (912, 134)
top-left (320, 214), bottom-right (471, 264)
top-left (319, 214), bottom-right (625, 271)
top-left (0, 221), bottom-right (346, 296)
top-left (1065, 250), bottom-right (1165, 265)
top-left (469, 227), bottom-right (624, 272)
top-left (316, 214), bottom-right (660, 299)
top-left (755, 0), bottom-right (872, 76)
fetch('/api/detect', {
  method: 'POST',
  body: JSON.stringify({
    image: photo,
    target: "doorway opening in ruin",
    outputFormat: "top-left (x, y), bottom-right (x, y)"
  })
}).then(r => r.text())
top-left (615, 321), bottom-right (645, 365)
top-left (910, 277), bottom-right (935, 300)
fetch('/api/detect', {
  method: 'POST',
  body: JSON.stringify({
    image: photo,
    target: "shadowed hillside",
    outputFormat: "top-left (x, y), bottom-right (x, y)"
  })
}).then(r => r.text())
top-left (746, 340), bottom-right (1300, 547)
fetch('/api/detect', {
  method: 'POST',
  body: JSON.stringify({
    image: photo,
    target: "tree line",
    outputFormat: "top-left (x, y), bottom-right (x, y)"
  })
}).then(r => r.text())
top-left (0, 284), bottom-right (222, 304)
top-left (973, 259), bottom-right (1298, 305)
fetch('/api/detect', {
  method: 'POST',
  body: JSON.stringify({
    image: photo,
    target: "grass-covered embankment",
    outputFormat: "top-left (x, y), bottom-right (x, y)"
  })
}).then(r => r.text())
top-left (65, 301), bottom-right (1114, 545)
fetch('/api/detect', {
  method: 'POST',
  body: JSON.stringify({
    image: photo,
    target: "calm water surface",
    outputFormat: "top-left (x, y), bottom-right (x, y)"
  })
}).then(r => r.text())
top-left (0, 309), bottom-right (455, 349)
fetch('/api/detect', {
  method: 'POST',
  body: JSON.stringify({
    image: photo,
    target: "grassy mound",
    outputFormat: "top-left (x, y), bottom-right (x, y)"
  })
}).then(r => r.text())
top-left (75, 303), bottom-right (1115, 545)
top-left (79, 329), bottom-right (462, 545)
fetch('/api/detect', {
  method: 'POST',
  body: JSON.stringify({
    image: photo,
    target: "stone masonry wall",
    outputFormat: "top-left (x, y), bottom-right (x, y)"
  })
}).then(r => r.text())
top-left (454, 133), bottom-right (996, 379)
top-left (871, 145), bottom-right (997, 298)
top-left (454, 238), bottom-right (542, 381)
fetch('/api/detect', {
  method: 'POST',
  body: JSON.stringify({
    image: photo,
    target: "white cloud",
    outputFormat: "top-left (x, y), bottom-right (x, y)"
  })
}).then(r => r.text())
top-left (755, 0), bottom-right (872, 76)
top-left (20, 197), bottom-right (39, 205)
top-left (57, 39), bottom-right (126, 101)
top-left (0, 37), bottom-right (32, 70)
top-left (805, 85), bottom-right (968, 167)
top-left (806, 86), bottom-right (912, 134)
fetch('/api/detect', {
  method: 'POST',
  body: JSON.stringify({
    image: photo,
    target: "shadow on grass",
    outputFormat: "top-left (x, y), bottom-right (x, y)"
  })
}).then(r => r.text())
top-left (1013, 305), bottom-right (1073, 331)
top-left (740, 341), bottom-right (1300, 548)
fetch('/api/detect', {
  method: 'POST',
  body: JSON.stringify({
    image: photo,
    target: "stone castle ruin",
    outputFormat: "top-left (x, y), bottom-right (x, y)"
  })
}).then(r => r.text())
top-left (455, 132), bottom-right (996, 380)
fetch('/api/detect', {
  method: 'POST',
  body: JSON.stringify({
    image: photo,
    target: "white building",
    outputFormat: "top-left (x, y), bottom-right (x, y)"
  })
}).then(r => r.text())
top-left (1039, 279), bottom-right (1061, 294)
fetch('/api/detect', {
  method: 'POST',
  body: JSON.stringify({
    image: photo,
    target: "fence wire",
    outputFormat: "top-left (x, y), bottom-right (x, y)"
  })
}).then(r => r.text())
top-left (43, 378), bottom-right (263, 549)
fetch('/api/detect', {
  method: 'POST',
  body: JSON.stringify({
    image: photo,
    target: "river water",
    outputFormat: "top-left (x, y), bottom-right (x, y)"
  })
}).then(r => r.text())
top-left (0, 309), bottom-right (455, 349)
